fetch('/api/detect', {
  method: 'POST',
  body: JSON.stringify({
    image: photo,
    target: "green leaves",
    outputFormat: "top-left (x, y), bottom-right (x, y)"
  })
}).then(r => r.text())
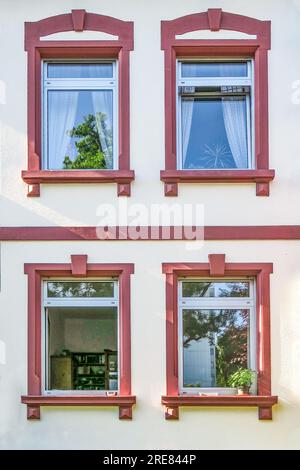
top-left (227, 367), bottom-right (256, 388)
top-left (63, 113), bottom-right (109, 169)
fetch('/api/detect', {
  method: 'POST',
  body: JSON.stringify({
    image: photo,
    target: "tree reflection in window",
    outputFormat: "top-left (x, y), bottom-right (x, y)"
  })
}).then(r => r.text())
top-left (183, 308), bottom-right (249, 387)
top-left (47, 281), bottom-right (114, 298)
top-left (63, 113), bottom-right (112, 170)
top-left (182, 281), bottom-right (249, 298)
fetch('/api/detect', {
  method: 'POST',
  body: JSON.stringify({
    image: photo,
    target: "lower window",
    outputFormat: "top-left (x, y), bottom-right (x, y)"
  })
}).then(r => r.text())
top-left (179, 279), bottom-right (256, 395)
top-left (43, 280), bottom-right (119, 394)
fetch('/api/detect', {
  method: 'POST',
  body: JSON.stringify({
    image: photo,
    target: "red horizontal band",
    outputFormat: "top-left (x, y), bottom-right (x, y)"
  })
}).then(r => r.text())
top-left (1, 226), bottom-right (300, 241)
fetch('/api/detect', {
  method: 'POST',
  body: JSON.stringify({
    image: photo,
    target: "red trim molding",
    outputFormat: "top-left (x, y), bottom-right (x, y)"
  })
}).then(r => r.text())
top-left (161, 9), bottom-right (273, 197)
top-left (21, 256), bottom-right (135, 420)
top-left (22, 10), bottom-right (134, 197)
top-left (161, 395), bottom-right (278, 420)
top-left (161, 255), bottom-right (277, 420)
top-left (21, 395), bottom-right (136, 420)
top-left (2, 225), bottom-right (300, 241)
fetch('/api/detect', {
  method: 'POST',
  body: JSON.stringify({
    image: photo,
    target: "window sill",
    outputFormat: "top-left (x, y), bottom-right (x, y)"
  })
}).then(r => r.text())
top-left (161, 394), bottom-right (278, 420)
top-left (160, 169), bottom-right (275, 196)
top-left (21, 394), bottom-right (136, 420)
top-left (21, 170), bottom-right (135, 197)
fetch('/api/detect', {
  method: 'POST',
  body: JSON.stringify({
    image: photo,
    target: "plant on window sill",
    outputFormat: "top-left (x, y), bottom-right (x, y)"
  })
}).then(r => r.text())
top-left (227, 367), bottom-right (256, 395)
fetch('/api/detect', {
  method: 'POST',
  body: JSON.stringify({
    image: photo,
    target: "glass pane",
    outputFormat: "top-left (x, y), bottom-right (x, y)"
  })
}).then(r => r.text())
top-left (48, 307), bottom-right (118, 391)
top-left (47, 63), bottom-right (113, 78)
top-left (183, 309), bottom-right (250, 388)
top-left (181, 62), bottom-right (248, 78)
top-left (47, 281), bottom-right (115, 298)
top-left (47, 89), bottom-right (113, 169)
top-left (182, 281), bottom-right (250, 298)
top-left (180, 97), bottom-right (249, 169)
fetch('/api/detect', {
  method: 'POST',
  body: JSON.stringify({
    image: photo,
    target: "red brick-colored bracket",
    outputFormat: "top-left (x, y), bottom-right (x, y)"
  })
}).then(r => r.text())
top-left (208, 254), bottom-right (225, 276)
top-left (22, 395), bottom-right (136, 420)
top-left (71, 254), bottom-right (88, 276)
top-left (207, 8), bottom-right (222, 31)
top-left (22, 170), bottom-right (135, 197)
top-left (162, 395), bottom-right (278, 420)
top-left (160, 170), bottom-right (275, 197)
top-left (71, 9), bottom-right (86, 32)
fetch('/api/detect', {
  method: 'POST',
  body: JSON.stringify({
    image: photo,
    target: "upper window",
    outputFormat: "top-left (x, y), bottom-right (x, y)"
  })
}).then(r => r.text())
top-left (22, 10), bottom-right (134, 197)
top-left (43, 280), bottom-right (119, 394)
top-left (177, 60), bottom-right (253, 170)
top-left (179, 279), bottom-right (256, 394)
top-left (43, 61), bottom-right (117, 171)
top-left (160, 8), bottom-right (274, 196)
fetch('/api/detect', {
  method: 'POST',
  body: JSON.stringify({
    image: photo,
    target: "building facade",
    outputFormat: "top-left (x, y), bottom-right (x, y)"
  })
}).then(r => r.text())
top-left (0, 0), bottom-right (300, 450)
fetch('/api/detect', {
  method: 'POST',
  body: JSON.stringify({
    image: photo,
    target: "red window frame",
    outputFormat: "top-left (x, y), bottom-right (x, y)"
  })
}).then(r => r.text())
top-left (161, 254), bottom-right (278, 420)
top-left (160, 8), bottom-right (274, 197)
top-left (21, 255), bottom-right (135, 420)
top-left (22, 9), bottom-right (134, 197)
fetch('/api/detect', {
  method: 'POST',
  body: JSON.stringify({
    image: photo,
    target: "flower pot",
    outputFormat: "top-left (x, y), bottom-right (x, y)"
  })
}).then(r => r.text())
top-left (237, 386), bottom-right (250, 395)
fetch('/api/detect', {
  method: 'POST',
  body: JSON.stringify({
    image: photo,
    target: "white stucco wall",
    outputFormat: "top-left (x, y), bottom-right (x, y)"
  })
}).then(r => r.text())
top-left (0, 0), bottom-right (300, 450)
top-left (0, 0), bottom-right (300, 226)
top-left (0, 240), bottom-right (300, 449)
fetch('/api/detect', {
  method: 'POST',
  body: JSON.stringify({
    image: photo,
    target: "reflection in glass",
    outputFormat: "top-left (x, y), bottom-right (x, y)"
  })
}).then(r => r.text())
top-left (47, 281), bottom-right (115, 298)
top-left (47, 89), bottom-right (113, 170)
top-left (182, 281), bottom-right (250, 298)
top-left (47, 63), bottom-right (113, 79)
top-left (181, 96), bottom-right (248, 169)
top-left (183, 309), bottom-right (249, 388)
top-left (181, 62), bottom-right (248, 78)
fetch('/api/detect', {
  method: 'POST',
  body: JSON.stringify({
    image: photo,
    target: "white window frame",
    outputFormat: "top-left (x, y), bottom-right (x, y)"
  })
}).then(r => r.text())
top-left (178, 278), bottom-right (256, 395)
top-left (42, 59), bottom-right (118, 170)
top-left (176, 58), bottom-right (254, 170)
top-left (42, 278), bottom-right (120, 396)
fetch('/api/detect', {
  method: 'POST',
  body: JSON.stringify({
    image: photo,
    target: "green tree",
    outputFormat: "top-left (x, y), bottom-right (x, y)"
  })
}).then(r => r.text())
top-left (182, 282), bottom-right (249, 386)
top-left (63, 113), bottom-right (111, 169)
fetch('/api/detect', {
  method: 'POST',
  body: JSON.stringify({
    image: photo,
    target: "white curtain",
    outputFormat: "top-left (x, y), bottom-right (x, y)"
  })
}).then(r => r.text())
top-left (221, 97), bottom-right (248, 168)
top-left (91, 90), bottom-right (113, 169)
top-left (48, 90), bottom-right (78, 169)
top-left (181, 98), bottom-right (194, 168)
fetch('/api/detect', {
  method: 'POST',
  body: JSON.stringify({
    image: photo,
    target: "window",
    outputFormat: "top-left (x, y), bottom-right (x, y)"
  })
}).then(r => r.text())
top-left (22, 258), bottom-right (135, 420)
top-left (160, 8), bottom-right (274, 196)
top-left (179, 280), bottom-right (256, 394)
top-left (177, 61), bottom-right (253, 170)
top-left (161, 257), bottom-right (278, 420)
top-left (22, 10), bottom-right (134, 196)
top-left (43, 61), bottom-right (117, 171)
top-left (43, 280), bottom-right (119, 394)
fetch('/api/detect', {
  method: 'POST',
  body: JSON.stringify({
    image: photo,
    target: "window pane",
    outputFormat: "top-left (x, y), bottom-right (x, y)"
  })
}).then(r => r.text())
top-left (47, 63), bottom-right (113, 78)
top-left (181, 96), bottom-right (249, 169)
top-left (182, 281), bottom-right (250, 298)
top-left (183, 309), bottom-right (250, 388)
top-left (47, 89), bottom-right (113, 169)
top-left (47, 281), bottom-right (115, 298)
top-left (48, 307), bottom-right (118, 391)
top-left (181, 62), bottom-right (248, 78)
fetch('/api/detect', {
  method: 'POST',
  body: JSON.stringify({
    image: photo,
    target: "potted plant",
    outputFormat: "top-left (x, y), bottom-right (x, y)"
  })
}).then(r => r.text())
top-left (228, 368), bottom-right (256, 395)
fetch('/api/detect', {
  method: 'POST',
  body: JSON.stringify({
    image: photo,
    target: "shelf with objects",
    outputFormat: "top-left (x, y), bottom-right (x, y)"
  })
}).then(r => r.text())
top-left (51, 349), bottom-right (118, 391)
